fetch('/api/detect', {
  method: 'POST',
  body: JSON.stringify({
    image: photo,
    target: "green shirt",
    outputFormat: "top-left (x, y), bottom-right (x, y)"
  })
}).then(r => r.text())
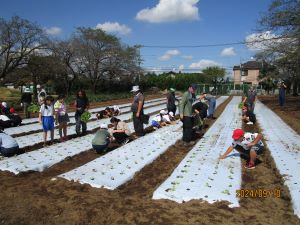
top-left (92, 129), bottom-right (110, 146)
top-left (179, 91), bottom-right (193, 117)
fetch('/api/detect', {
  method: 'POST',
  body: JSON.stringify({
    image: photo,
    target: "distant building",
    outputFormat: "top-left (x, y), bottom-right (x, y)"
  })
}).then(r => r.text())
top-left (233, 61), bottom-right (261, 85)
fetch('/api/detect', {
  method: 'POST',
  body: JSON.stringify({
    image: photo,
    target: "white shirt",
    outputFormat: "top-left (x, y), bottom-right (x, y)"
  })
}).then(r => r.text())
top-left (40, 104), bottom-right (54, 117)
top-left (0, 133), bottom-right (19, 148)
top-left (162, 115), bottom-right (171, 122)
top-left (232, 132), bottom-right (263, 151)
top-left (0, 115), bottom-right (10, 121)
top-left (152, 115), bottom-right (162, 123)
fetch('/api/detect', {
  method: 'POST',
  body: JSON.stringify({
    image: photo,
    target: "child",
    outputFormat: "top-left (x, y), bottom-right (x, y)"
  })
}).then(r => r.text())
top-left (54, 95), bottom-right (70, 142)
top-left (242, 105), bottom-right (256, 124)
top-left (92, 123), bottom-right (112, 153)
top-left (0, 127), bottom-right (23, 157)
top-left (39, 95), bottom-right (55, 147)
top-left (219, 128), bottom-right (264, 169)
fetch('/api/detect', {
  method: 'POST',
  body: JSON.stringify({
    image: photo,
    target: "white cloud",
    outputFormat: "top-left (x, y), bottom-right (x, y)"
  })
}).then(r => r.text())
top-left (182, 55), bottom-right (193, 60)
top-left (245, 31), bottom-right (279, 51)
top-left (179, 64), bottom-right (185, 70)
top-left (159, 49), bottom-right (181, 61)
top-left (189, 59), bottom-right (219, 69)
top-left (45, 27), bottom-right (62, 36)
top-left (136, 0), bottom-right (200, 23)
top-left (220, 47), bottom-right (236, 57)
top-left (96, 22), bottom-right (131, 35)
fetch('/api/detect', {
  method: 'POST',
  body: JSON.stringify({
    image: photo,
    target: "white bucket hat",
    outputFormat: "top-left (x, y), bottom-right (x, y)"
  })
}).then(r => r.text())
top-left (168, 112), bottom-right (174, 117)
top-left (1, 102), bottom-right (8, 108)
top-left (100, 123), bottom-right (108, 129)
top-left (130, 85), bottom-right (140, 92)
top-left (160, 110), bottom-right (167, 115)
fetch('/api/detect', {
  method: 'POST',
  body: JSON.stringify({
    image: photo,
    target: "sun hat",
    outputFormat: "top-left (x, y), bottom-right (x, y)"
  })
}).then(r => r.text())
top-left (130, 85), bottom-right (140, 92)
top-left (232, 129), bottom-right (244, 140)
top-left (170, 88), bottom-right (176, 92)
top-left (169, 111), bottom-right (174, 117)
top-left (100, 123), bottom-right (108, 129)
top-left (1, 102), bottom-right (7, 108)
top-left (160, 110), bottom-right (167, 115)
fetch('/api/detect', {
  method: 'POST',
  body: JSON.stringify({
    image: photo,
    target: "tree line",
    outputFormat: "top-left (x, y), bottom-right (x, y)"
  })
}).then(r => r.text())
top-left (255, 0), bottom-right (300, 95)
top-left (0, 16), bottom-right (142, 100)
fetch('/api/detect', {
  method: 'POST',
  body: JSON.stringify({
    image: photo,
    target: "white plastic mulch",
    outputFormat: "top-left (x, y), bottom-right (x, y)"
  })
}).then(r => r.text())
top-left (152, 96), bottom-right (242, 207)
top-left (57, 96), bottom-right (229, 189)
top-left (5, 99), bottom-right (167, 136)
top-left (0, 105), bottom-right (169, 174)
top-left (15, 102), bottom-right (167, 148)
top-left (58, 122), bottom-right (183, 189)
top-left (256, 101), bottom-right (300, 218)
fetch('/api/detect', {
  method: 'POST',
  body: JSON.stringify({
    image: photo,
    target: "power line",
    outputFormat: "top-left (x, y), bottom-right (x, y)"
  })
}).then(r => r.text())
top-left (140, 35), bottom-right (295, 49)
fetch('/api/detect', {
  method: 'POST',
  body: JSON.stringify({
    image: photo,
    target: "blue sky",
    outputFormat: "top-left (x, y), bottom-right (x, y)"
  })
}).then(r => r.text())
top-left (0, 0), bottom-right (273, 76)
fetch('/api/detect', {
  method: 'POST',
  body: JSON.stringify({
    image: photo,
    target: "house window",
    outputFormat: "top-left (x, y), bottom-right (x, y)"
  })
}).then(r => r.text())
top-left (241, 70), bottom-right (248, 76)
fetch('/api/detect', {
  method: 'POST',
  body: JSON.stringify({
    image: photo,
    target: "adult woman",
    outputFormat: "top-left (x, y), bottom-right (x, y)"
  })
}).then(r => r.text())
top-left (110, 117), bottom-right (131, 145)
top-left (74, 90), bottom-right (89, 136)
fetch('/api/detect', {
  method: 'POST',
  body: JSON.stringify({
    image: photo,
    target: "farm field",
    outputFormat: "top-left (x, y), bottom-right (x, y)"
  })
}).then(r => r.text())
top-left (0, 95), bottom-right (300, 225)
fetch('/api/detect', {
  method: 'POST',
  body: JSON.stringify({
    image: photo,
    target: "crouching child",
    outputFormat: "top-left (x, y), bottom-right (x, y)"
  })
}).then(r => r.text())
top-left (219, 128), bottom-right (264, 169)
top-left (0, 127), bottom-right (24, 157)
top-left (92, 123), bottom-right (112, 154)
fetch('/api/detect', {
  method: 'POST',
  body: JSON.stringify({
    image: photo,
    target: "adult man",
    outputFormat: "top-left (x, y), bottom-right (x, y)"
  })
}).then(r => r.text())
top-left (21, 88), bottom-right (32, 118)
top-left (278, 81), bottom-right (287, 107)
top-left (179, 84), bottom-right (197, 146)
top-left (202, 92), bottom-right (216, 119)
top-left (166, 88), bottom-right (179, 115)
top-left (131, 85), bottom-right (145, 137)
top-left (243, 87), bottom-right (257, 112)
top-left (219, 128), bottom-right (264, 169)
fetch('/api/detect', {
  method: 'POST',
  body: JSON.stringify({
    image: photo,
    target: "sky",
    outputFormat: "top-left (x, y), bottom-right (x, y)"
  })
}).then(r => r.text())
top-left (0, 0), bottom-right (273, 77)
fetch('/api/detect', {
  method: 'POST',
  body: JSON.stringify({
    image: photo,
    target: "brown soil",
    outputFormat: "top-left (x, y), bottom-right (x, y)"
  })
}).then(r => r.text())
top-left (1, 95), bottom-right (300, 225)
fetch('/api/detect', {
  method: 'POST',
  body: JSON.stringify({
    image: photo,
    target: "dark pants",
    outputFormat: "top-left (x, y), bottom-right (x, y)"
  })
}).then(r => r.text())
top-left (0, 146), bottom-right (24, 157)
top-left (75, 116), bottom-right (87, 135)
top-left (23, 102), bottom-right (31, 118)
top-left (133, 113), bottom-right (144, 136)
top-left (167, 106), bottom-right (176, 115)
top-left (92, 142), bottom-right (109, 154)
top-left (182, 116), bottom-right (193, 142)
top-left (279, 94), bottom-right (285, 106)
top-left (113, 132), bottom-right (129, 144)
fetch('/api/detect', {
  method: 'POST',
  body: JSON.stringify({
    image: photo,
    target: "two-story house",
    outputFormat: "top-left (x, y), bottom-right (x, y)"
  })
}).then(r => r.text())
top-left (233, 61), bottom-right (261, 85)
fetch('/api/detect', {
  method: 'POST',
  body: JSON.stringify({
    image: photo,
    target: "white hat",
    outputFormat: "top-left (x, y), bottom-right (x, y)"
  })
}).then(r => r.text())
top-left (169, 112), bottom-right (174, 117)
top-left (100, 123), bottom-right (108, 129)
top-left (130, 85), bottom-right (140, 92)
top-left (36, 84), bottom-right (41, 89)
top-left (160, 110), bottom-right (167, 115)
top-left (1, 102), bottom-right (7, 108)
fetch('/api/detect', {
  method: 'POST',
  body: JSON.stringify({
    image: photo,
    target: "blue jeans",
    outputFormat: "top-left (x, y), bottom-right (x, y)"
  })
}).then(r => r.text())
top-left (0, 146), bottom-right (23, 157)
top-left (92, 142), bottom-right (109, 154)
top-left (208, 98), bottom-right (216, 117)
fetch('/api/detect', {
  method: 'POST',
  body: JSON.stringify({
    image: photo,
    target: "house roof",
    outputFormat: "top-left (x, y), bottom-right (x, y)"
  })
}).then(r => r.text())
top-left (233, 61), bottom-right (261, 70)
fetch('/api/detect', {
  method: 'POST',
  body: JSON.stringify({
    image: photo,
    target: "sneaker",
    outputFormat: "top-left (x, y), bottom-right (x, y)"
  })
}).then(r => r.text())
top-left (244, 161), bottom-right (255, 169)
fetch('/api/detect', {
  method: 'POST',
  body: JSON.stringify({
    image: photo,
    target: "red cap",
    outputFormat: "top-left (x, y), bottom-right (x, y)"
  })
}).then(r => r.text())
top-left (9, 108), bottom-right (16, 113)
top-left (232, 129), bottom-right (244, 140)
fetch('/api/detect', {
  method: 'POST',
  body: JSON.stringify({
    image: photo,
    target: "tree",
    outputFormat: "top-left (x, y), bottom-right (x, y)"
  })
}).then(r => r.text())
top-left (256, 0), bottom-right (300, 95)
top-left (0, 16), bottom-right (47, 79)
top-left (202, 66), bottom-right (226, 94)
top-left (71, 27), bottom-right (120, 93)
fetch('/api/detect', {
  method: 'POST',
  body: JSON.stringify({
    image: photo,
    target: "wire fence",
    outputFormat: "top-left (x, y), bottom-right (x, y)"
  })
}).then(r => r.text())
top-left (195, 84), bottom-right (264, 96)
